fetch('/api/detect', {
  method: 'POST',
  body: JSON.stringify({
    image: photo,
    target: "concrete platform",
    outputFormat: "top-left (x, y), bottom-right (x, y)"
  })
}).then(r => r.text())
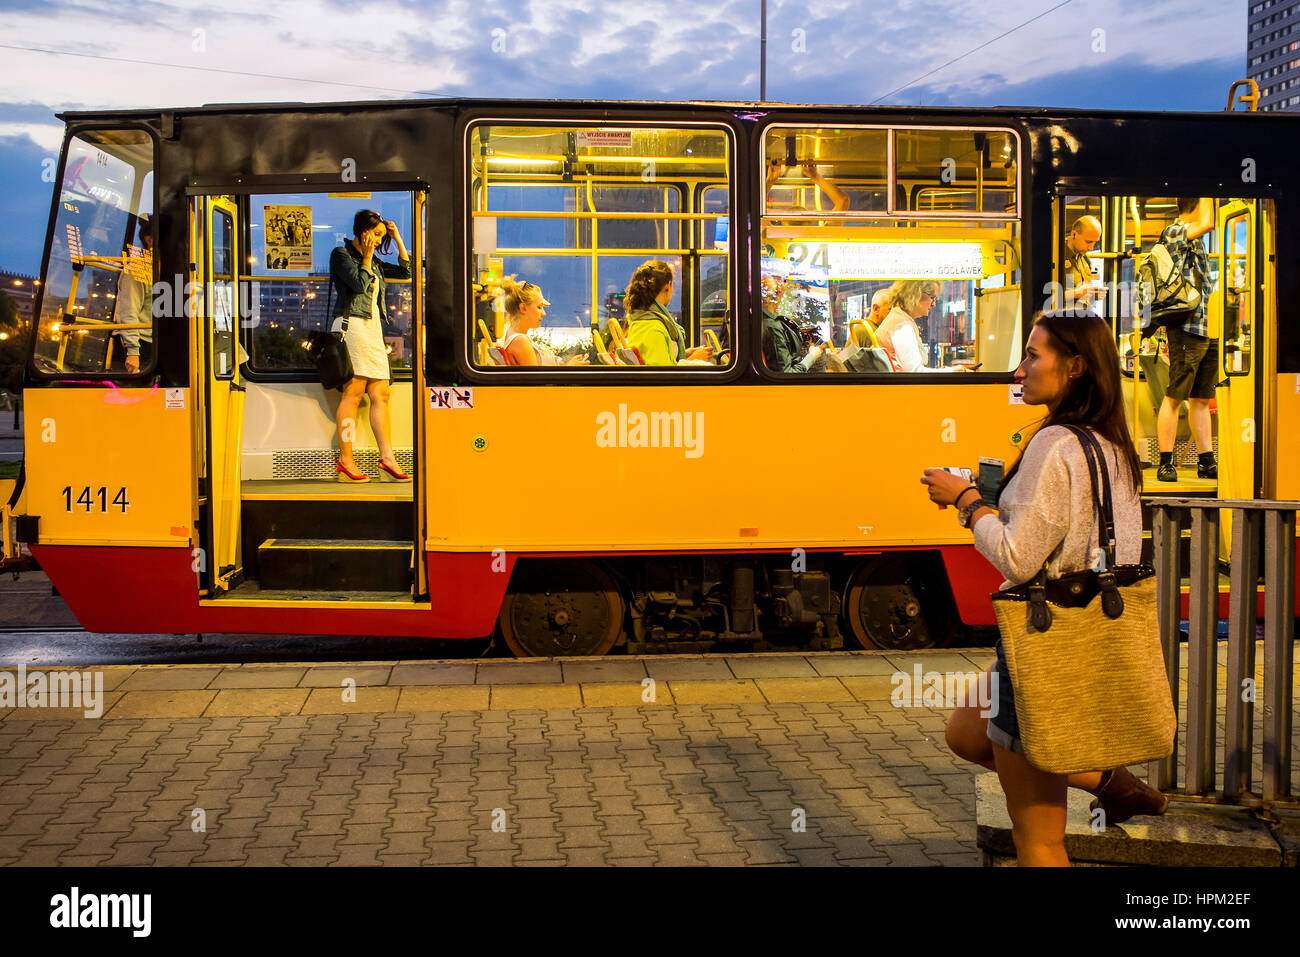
top-left (975, 772), bottom-right (1290, 866)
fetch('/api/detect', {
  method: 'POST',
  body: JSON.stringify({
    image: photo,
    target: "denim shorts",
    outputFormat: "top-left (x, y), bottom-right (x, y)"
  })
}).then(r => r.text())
top-left (986, 638), bottom-right (1024, 754)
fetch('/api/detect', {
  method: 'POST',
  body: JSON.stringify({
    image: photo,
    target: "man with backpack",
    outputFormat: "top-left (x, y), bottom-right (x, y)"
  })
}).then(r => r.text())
top-left (1155, 197), bottom-right (1216, 482)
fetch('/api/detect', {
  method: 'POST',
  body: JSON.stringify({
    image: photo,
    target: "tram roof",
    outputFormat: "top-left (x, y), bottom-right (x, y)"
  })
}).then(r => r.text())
top-left (53, 97), bottom-right (1290, 123)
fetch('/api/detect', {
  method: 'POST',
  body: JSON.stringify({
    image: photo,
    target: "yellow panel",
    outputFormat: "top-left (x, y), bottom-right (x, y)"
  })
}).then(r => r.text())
top-left (24, 389), bottom-right (195, 546)
top-left (425, 385), bottom-right (1030, 552)
top-left (1275, 373), bottom-right (1300, 502)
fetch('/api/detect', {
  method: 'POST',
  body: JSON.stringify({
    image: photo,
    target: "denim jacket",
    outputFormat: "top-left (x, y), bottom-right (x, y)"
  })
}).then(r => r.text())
top-left (329, 242), bottom-right (411, 323)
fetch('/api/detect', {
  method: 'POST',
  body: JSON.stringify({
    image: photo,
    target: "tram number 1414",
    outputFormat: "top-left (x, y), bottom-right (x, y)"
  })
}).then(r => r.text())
top-left (62, 486), bottom-right (130, 514)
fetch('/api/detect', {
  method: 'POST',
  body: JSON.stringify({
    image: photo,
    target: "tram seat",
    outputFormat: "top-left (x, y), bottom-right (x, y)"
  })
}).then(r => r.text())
top-left (606, 317), bottom-right (628, 348)
top-left (477, 319), bottom-right (498, 365)
top-left (849, 320), bottom-right (881, 349)
top-left (704, 329), bottom-right (725, 357)
top-left (487, 346), bottom-right (507, 365)
top-left (604, 318), bottom-right (644, 364)
top-left (590, 328), bottom-right (617, 365)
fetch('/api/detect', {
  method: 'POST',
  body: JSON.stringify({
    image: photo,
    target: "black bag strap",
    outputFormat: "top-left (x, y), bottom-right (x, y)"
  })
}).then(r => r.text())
top-left (1069, 426), bottom-right (1117, 566)
top-left (325, 275), bottom-right (349, 334)
top-left (1023, 426), bottom-right (1127, 630)
top-left (1063, 425), bottom-right (1125, 619)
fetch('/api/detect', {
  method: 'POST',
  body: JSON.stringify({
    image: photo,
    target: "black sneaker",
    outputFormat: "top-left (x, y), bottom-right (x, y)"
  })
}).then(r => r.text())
top-left (1156, 463), bottom-right (1178, 482)
top-left (1197, 460), bottom-right (1217, 480)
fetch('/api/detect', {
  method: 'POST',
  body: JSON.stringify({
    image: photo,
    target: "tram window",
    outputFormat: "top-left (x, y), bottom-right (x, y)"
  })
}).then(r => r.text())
top-left (31, 129), bottom-right (156, 377)
top-left (894, 129), bottom-right (1017, 215)
top-left (467, 123), bottom-right (733, 371)
top-left (760, 124), bottom-right (1021, 375)
top-left (1224, 214), bottom-right (1252, 377)
top-left (699, 185), bottom-right (732, 352)
top-left (212, 209), bottom-right (236, 379)
top-left (245, 192), bottom-right (414, 373)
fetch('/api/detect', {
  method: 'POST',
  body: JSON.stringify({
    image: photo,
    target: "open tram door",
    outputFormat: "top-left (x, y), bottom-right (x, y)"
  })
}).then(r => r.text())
top-left (194, 195), bottom-right (245, 596)
top-left (1212, 199), bottom-right (1260, 507)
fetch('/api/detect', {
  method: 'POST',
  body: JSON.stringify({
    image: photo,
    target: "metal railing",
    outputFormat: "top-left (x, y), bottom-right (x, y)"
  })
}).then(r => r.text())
top-left (1147, 496), bottom-right (1298, 810)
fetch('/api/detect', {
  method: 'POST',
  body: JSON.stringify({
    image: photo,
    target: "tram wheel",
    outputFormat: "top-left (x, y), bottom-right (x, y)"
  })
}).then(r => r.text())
top-left (498, 559), bottom-right (625, 657)
top-left (843, 554), bottom-right (956, 651)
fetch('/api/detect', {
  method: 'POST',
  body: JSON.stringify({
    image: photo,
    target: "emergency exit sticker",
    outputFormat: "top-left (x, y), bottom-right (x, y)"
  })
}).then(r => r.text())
top-left (1008, 383), bottom-right (1025, 405)
top-left (165, 388), bottom-right (186, 410)
top-left (430, 387), bottom-right (474, 410)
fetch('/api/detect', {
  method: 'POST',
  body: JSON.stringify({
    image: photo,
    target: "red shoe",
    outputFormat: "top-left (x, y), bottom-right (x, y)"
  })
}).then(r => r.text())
top-left (378, 459), bottom-right (411, 482)
top-left (336, 459), bottom-right (369, 483)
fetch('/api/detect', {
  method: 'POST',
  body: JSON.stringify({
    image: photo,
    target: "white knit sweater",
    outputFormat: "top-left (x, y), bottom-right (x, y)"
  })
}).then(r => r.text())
top-left (973, 425), bottom-right (1143, 589)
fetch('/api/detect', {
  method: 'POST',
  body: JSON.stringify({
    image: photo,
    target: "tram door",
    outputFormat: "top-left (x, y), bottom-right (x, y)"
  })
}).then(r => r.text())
top-left (1213, 200), bottom-right (1258, 507)
top-left (197, 196), bottom-right (244, 595)
top-left (1056, 194), bottom-right (1263, 501)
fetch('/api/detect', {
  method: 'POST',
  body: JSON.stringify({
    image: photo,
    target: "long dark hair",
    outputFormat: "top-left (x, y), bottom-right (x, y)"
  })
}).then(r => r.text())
top-left (999, 310), bottom-right (1142, 500)
top-left (352, 209), bottom-right (393, 255)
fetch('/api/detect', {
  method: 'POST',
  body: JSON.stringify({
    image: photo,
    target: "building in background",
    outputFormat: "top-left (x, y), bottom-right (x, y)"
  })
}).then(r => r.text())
top-left (0, 272), bottom-right (37, 325)
top-left (1249, 0), bottom-right (1300, 110)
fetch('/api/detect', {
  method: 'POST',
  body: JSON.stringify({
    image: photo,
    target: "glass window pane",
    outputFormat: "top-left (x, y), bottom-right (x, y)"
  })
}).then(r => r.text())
top-left (246, 191), bottom-right (413, 372)
top-left (895, 129), bottom-right (1017, 215)
top-left (469, 123), bottom-right (731, 370)
top-left (33, 129), bottom-right (155, 376)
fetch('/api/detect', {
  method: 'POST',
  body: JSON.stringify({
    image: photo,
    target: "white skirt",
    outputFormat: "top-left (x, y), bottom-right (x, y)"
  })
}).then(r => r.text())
top-left (332, 313), bottom-right (390, 381)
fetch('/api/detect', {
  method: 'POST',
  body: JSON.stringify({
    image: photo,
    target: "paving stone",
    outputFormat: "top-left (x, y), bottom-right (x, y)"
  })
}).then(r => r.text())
top-left (474, 661), bottom-right (563, 685)
top-left (807, 655), bottom-right (900, 677)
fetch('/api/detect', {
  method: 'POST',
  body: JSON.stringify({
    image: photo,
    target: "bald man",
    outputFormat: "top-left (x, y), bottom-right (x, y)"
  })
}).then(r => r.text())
top-left (1064, 215), bottom-right (1102, 307)
top-left (866, 288), bottom-right (891, 330)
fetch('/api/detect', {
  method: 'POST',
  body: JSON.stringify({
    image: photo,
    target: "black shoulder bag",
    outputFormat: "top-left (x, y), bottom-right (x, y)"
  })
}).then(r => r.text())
top-left (307, 276), bottom-right (353, 391)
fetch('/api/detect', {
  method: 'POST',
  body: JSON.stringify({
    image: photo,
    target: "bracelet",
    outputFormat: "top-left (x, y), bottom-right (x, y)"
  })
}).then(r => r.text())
top-left (955, 485), bottom-right (980, 509)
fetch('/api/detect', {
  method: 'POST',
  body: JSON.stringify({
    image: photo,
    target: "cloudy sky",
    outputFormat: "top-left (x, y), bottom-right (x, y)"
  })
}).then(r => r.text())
top-left (0, 0), bottom-right (1246, 272)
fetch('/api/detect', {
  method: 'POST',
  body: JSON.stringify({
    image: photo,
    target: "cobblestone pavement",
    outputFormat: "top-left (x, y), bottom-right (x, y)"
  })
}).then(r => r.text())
top-left (0, 649), bottom-right (987, 866)
top-left (0, 645), bottom-right (1295, 867)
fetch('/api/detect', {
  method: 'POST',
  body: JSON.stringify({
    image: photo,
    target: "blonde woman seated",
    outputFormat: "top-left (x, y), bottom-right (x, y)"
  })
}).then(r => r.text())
top-left (497, 277), bottom-right (588, 366)
top-left (623, 261), bottom-right (714, 365)
top-left (876, 279), bottom-right (975, 373)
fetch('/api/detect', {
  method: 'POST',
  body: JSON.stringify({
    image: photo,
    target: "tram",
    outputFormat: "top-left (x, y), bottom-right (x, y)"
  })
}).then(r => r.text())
top-left (3, 88), bottom-right (1298, 656)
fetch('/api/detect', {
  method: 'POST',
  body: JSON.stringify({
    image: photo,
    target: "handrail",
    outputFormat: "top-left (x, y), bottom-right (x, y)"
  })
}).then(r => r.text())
top-left (1147, 496), bottom-right (1297, 810)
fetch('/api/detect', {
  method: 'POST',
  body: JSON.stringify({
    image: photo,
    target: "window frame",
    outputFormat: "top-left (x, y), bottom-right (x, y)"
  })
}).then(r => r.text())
top-left (459, 115), bottom-right (741, 381)
top-left (28, 123), bottom-right (161, 383)
top-left (760, 123), bottom-right (1022, 222)
top-left (235, 188), bottom-right (419, 383)
top-left (754, 119), bottom-right (1023, 382)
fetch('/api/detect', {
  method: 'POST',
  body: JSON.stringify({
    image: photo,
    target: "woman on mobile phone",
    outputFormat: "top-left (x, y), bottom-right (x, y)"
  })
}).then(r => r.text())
top-left (920, 310), bottom-right (1167, 866)
top-left (328, 209), bottom-right (410, 483)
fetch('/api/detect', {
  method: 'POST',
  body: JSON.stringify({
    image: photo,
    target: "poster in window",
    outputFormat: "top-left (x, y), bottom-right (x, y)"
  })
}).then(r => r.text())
top-left (264, 204), bottom-right (313, 270)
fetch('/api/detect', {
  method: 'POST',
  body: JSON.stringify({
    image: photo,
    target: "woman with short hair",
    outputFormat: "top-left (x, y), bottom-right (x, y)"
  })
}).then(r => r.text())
top-left (875, 278), bottom-right (962, 373)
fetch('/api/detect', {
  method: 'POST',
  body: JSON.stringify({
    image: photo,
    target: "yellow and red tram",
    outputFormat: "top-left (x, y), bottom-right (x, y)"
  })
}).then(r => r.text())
top-left (4, 93), bottom-right (1299, 655)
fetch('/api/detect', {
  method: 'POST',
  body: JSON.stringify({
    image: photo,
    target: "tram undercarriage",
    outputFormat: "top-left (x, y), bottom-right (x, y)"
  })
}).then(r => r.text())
top-left (495, 552), bottom-right (960, 657)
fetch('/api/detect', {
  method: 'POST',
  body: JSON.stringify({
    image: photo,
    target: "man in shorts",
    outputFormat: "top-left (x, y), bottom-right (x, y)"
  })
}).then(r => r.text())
top-left (1157, 197), bottom-right (1217, 482)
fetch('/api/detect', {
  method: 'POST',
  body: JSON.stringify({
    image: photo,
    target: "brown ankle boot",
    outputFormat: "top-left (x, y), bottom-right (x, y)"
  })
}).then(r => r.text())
top-left (1090, 766), bottom-right (1169, 825)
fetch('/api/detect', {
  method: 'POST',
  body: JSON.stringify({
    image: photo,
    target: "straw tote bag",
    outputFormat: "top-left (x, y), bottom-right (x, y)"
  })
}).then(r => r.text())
top-left (991, 426), bottom-right (1176, 775)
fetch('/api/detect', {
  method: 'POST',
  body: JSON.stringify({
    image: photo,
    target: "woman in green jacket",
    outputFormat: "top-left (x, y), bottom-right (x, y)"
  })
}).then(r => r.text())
top-left (622, 261), bottom-right (714, 365)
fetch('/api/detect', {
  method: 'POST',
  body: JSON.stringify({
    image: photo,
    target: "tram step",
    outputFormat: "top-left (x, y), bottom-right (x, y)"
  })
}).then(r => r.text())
top-left (257, 538), bottom-right (413, 592)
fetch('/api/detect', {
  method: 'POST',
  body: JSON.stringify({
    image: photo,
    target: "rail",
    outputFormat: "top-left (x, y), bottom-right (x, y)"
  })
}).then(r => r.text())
top-left (1146, 496), bottom-right (1298, 811)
